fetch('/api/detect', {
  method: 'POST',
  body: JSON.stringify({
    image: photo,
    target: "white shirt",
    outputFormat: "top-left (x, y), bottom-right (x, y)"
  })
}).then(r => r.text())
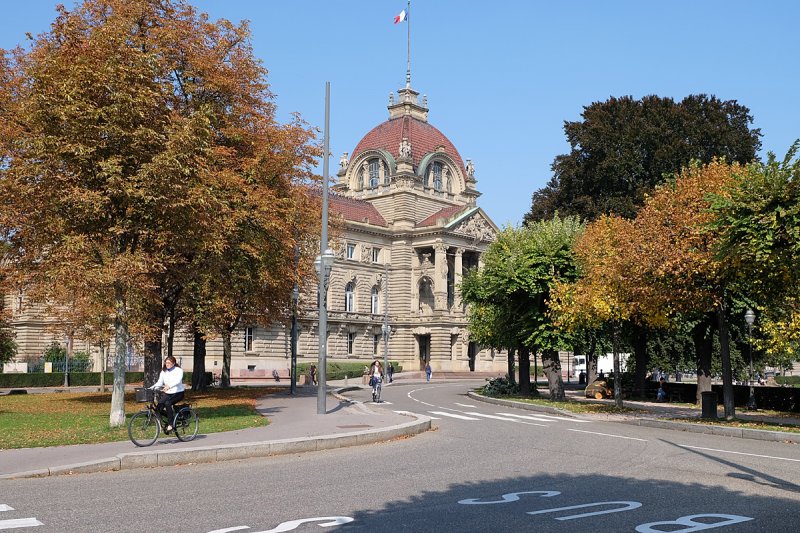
top-left (152, 366), bottom-right (185, 394)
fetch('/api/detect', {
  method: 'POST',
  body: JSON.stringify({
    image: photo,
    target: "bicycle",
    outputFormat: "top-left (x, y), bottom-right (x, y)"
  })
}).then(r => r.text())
top-left (371, 376), bottom-right (382, 403)
top-left (128, 387), bottom-right (199, 447)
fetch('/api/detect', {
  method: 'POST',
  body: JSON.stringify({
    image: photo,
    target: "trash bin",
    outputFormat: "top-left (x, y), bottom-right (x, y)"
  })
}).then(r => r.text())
top-left (701, 391), bottom-right (718, 419)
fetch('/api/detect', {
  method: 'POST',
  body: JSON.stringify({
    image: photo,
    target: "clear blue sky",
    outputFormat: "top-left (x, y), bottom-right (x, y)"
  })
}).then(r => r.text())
top-left (2, 1), bottom-right (798, 226)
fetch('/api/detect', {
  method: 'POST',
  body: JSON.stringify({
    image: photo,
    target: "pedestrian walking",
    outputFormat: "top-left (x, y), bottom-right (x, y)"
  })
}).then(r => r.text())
top-left (388, 363), bottom-right (394, 383)
top-left (310, 364), bottom-right (317, 385)
top-left (425, 362), bottom-right (432, 382)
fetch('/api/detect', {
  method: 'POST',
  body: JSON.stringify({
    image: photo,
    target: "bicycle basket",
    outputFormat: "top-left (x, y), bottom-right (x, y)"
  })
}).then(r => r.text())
top-left (135, 387), bottom-right (154, 403)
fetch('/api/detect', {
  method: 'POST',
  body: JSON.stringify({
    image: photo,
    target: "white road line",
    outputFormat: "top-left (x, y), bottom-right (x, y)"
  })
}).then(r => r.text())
top-left (677, 444), bottom-right (800, 463)
top-left (393, 410), bottom-right (440, 420)
top-left (454, 403), bottom-right (476, 408)
top-left (568, 429), bottom-right (648, 442)
top-left (0, 507), bottom-right (12, 513)
top-left (463, 412), bottom-right (520, 422)
top-left (496, 412), bottom-right (557, 422)
top-left (0, 518), bottom-right (44, 529)
top-left (429, 411), bottom-right (481, 420)
top-left (518, 413), bottom-right (592, 423)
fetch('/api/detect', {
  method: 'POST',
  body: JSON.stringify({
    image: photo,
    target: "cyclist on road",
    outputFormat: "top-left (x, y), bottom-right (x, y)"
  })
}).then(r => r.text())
top-left (150, 355), bottom-right (185, 433)
top-left (369, 360), bottom-right (384, 401)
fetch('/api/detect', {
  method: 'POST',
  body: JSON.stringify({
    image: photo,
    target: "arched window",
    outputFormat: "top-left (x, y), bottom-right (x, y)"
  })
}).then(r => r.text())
top-left (432, 162), bottom-right (443, 191)
top-left (345, 282), bottom-right (355, 312)
top-left (371, 286), bottom-right (380, 314)
top-left (356, 170), bottom-right (364, 190)
top-left (369, 159), bottom-right (380, 188)
top-left (383, 162), bottom-right (390, 186)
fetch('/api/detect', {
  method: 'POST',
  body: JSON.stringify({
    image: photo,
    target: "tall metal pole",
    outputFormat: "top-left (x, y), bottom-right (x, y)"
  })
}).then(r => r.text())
top-left (382, 262), bottom-right (389, 381)
top-left (317, 82), bottom-right (331, 415)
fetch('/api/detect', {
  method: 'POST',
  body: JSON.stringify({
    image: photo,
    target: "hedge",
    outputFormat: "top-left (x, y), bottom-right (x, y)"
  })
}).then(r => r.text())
top-left (297, 361), bottom-right (403, 381)
top-left (0, 371), bottom-right (208, 389)
top-left (776, 375), bottom-right (800, 386)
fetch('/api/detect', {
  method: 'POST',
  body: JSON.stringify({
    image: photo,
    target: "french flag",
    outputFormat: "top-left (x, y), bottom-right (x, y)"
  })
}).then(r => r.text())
top-left (394, 9), bottom-right (407, 24)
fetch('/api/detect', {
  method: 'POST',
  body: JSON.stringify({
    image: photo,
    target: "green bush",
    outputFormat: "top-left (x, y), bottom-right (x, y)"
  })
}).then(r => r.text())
top-left (297, 361), bottom-right (403, 380)
top-left (480, 375), bottom-right (519, 396)
top-left (776, 375), bottom-right (800, 386)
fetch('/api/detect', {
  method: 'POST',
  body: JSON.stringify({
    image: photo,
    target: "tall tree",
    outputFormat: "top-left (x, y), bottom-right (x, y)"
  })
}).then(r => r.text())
top-left (525, 94), bottom-right (761, 223)
top-left (0, 0), bottom-right (317, 425)
top-left (708, 143), bottom-right (800, 368)
top-left (462, 216), bottom-right (584, 399)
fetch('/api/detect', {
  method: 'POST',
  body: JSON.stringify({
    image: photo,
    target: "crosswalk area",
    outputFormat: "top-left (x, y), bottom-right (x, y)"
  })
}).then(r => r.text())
top-left (395, 407), bottom-right (592, 426)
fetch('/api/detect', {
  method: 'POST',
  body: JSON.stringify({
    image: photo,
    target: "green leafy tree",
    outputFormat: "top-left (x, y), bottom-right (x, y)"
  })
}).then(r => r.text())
top-left (526, 94), bottom-right (761, 223)
top-left (0, 0), bottom-right (318, 425)
top-left (709, 143), bottom-right (800, 367)
top-left (462, 216), bottom-right (584, 399)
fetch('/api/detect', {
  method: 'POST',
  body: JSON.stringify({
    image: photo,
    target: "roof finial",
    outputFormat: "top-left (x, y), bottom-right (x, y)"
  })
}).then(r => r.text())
top-left (406, 0), bottom-right (411, 88)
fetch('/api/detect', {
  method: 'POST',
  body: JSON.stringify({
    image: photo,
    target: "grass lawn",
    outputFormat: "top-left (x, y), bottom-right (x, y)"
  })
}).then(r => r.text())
top-left (0, 387), bottom-right (278, 449)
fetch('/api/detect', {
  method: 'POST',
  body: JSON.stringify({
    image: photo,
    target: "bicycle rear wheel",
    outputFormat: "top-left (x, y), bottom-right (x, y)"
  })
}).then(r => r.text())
top-left (128, 410), bottom-right (160, 447)
top-left (173, 407), bottom-right (199, 442)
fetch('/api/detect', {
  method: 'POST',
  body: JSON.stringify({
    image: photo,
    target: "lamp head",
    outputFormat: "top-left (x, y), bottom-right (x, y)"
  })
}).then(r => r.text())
top-left (745, 308), bottom-right (756, 326)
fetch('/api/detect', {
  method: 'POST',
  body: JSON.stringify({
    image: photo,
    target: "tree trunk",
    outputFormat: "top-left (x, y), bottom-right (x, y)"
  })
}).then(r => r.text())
top-left (191, 326), bottom-right (207, 391)
top-left (507, 348), bottom-right (516, 382)
top-left (110, 285), bottom-right (129, 427)
top-left (221, 328), bottom-right (233, 388)
top-left (518, 346), bottom-right (531, 396)
top-left (167, 306), bottom-right (177, 359)
top-left (633, 325), bottom-right (648, 399)
top-left (717, 302), bottom-right (736, 420)
top-left (693, 317), bottom-right (714, 403)
top-left (613, 325), bottom-right (623, 409)
top-left (587, 336), bottom-right (598, 384)
top-left (143, 340), bottom-right (161, 388)
top-left (541, 348), bottom-right (565, 401)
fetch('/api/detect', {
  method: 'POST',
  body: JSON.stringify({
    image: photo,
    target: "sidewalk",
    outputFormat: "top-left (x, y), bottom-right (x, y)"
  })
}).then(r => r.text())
top-left (0, 385), bottom-right (430, 480)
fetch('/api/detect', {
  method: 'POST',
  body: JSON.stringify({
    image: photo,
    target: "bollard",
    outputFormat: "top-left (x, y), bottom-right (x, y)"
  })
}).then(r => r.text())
top-left (701, 391), bottom-right (718, 419)
top-left (344, 374), bottom-right (348, 386)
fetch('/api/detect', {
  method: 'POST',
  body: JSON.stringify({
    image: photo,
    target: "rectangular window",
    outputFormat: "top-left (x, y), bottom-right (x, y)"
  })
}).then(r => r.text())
top-left (373, 334), bottom-right (380, 355)
top-left (348, 332), bottom-right (356, 355)
top-left (245, 327), bottom-right (254, 352)
top-left (372, 247), bottom-right (381, 263)
top-left (346, 243), bottom-right (355, 259)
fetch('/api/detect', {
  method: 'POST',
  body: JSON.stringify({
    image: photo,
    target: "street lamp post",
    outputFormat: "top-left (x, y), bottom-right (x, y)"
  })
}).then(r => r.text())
top-left (315, 81), bottom-right (333, 415)
top-left (745, 308), bottom-right (756, 410)
top-left (382, 262), bottom-right (390, 382)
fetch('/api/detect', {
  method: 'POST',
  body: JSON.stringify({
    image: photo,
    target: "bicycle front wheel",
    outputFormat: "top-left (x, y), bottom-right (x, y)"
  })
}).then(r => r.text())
top-left (173, 407), bottom-right (199, 442)
top-left (128, 410), bottom-right (160, 447)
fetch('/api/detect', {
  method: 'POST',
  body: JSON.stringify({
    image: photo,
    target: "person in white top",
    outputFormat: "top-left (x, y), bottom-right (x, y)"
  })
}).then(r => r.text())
top-left (150, 355), bottom-right (185, 432)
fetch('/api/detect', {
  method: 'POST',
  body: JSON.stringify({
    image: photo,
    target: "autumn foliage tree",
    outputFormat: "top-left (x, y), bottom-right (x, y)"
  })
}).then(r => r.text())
top-left (0, 0), bottom-right (318, 425)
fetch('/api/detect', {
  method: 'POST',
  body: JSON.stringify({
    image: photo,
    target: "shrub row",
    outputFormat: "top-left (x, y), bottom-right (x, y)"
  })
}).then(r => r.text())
top-left (0, 371), bottom-right (206, 388)
top-left (775, 375), bottom-right (800, 386)
top-left (297, 361), bottom-right (403, 381)
top-left (640, 380), bottom-right (800, 412)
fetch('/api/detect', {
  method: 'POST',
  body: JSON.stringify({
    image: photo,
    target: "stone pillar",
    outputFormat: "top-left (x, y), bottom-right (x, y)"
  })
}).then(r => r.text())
top-left (454, 248), bottom-right (464, 310)
top-left (433, 242), bottom-right (448, 310)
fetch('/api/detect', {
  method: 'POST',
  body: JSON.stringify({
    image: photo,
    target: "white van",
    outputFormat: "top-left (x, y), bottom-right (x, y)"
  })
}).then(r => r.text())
top-left (572, 355), bottom-right (586, 377)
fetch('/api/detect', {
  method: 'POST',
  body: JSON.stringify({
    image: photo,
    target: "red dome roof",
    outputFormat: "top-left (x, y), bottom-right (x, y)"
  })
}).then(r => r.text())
top-left (351, 115), bottom-right (465, 172)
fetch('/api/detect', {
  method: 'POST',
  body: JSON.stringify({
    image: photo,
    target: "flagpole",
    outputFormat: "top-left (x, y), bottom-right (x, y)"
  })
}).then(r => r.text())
top-left (406, 0), bottom-right (411, 88)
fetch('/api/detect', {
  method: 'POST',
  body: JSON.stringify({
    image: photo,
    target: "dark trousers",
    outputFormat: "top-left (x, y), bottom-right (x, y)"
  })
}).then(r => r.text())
top-left (157, 391), bottom-right (185, 426)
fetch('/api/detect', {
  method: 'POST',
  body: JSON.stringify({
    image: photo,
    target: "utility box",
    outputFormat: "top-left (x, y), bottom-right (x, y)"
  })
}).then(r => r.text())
top-left (701, 391), bottom-right (718, 419)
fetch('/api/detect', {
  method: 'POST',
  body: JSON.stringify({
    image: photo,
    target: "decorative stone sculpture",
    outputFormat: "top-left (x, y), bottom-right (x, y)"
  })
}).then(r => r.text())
top-left (339, 152), bottom-right (349, 171)
top-left (399, 138), bottom-right (412, 159)
top-left (466, 159), bottom-right (475, 179)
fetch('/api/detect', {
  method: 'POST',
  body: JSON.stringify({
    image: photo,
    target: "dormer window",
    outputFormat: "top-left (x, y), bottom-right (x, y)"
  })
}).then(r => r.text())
top-left (424, 161), bottom-right (449, 192)
top-left (432, 162), bottom-right (443, 191)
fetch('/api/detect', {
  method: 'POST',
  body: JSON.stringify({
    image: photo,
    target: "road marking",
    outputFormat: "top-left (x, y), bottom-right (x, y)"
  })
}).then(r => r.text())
top-left (517, 413), bottom-right (592, 423)
top-left (454, 402), bottom-right (476, 407)
top-left (0, 518), bottom-right (44, 530)
top-left (393, 410), bottom-right (440, 420)
top-left (463, 412), bottom-right (521, 422)
top-left (429, 411), bottom-right (480, 420)
top-left (496, 412), bottom-right (556, 423)
top-left (676, 444), bottom-right (800, 463)
top-left (0, 508), bottom-right (12, 513)
top-left (527, 500), bottom-right (642, 521)
top-left (568, 429), bottom-right (648, 442)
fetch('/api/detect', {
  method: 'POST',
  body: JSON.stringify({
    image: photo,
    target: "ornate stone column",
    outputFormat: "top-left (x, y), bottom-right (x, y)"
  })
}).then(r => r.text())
top-left (454, 248), bottom-right (464, 310)
top-left (433, 242), bottom-right (448, 310)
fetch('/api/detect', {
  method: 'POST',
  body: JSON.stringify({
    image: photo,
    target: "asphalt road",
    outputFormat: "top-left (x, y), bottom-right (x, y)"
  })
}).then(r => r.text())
top-left (2, 380), bottom-right (799, 532)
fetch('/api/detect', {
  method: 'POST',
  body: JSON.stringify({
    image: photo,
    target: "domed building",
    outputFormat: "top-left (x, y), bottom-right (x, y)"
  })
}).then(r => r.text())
top-left (301, 84), bottom-right (503, 373)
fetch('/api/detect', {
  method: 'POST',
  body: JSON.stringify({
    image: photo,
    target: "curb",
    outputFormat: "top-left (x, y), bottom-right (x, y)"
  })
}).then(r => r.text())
top-left (0, 413), bottom-right (431, 481)
top-left (468, 392), bottom-right (800, 444)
